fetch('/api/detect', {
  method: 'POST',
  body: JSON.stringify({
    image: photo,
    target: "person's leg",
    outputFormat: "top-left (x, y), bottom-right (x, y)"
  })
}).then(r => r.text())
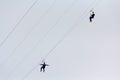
top-left (89, 17), bottom-right (92, 22)
top-left (43, 68), bottom-right (45, 72)
top-left (40, 67), bottom-right (43, 72)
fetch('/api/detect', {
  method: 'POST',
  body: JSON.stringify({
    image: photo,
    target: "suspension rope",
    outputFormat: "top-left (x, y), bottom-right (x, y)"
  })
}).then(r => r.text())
top-left (5, 0), bottom-right (79, 80)
top-left (43, 0), bottom-right (101, 60)
top-left (0, 0), bottom-right (39, 47)
top-left (1, 0), bottom-right (57, 66)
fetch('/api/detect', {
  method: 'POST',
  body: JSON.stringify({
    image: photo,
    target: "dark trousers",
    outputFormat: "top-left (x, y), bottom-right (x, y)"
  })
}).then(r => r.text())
top-left (40, 67), bottom-right (45, 72)
top-left (89, 17), bottom-right (92, 22)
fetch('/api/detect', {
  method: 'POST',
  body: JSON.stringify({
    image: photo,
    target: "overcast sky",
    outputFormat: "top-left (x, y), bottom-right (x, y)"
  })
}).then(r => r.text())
top-left (0, 0), bottom-right (120, 80)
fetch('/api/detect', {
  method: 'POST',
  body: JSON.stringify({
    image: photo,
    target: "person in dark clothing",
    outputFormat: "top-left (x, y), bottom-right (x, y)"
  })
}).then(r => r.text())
top-left (89, 11), bottom-right (95, 22)
top-left (40, 62), bottom-right (48, 72)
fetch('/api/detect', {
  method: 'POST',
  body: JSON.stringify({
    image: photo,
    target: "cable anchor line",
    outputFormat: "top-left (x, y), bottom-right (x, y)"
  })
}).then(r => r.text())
top-left (0, 0), bottom-right (39, 47)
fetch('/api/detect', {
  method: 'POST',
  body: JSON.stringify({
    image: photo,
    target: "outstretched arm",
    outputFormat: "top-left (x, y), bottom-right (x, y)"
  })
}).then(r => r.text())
top-left (45, 64), bottom-right (49, 66)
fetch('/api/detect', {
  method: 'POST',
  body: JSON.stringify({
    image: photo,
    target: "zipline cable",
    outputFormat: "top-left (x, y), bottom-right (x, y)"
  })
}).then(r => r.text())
top-left (5, 0), bottom-right (79, 79)
top-left (1, 0), bottom-right (57, 66)
top-left (0, 0), bottom-right (39, 47)
top-left (21, 0), bottom-right (102, 80)
top-left (43, 0), bottom-right (101, 60)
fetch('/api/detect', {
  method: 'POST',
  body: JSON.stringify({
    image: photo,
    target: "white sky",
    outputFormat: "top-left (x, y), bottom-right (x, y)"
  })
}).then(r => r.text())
top-left (0, 0), bottom-right (120, 80)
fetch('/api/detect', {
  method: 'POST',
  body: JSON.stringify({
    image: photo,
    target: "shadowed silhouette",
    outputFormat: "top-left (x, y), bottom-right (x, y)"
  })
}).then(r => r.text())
top-left (89, 11), bottom-right (95, 22)
top-left (40, 62), bottom-right (49, 72)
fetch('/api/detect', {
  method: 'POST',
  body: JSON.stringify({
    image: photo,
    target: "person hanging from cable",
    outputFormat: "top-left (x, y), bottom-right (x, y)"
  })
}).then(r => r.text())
top-left (89, 10), bottom-right (95, 22)
top-left (40, 61), bottom-right (49, 72)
